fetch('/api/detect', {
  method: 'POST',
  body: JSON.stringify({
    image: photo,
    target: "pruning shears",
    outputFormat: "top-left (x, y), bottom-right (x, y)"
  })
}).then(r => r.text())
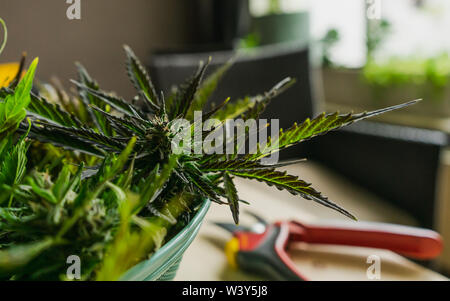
top-left (214, 212), bottom-right (443, 281)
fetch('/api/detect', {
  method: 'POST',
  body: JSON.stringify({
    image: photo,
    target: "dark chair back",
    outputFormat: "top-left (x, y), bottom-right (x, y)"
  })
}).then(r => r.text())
top-left (307, 121), bottom-right (448, 228)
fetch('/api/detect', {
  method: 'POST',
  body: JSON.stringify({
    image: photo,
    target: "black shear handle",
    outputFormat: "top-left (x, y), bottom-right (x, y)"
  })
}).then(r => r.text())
top-left (236, 223), bottom-right (307, 281)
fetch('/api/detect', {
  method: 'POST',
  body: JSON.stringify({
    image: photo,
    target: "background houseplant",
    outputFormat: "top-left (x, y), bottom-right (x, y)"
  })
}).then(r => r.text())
top-left (321, 6), bottom-right (450, 122)
top-left (248, 0), bottom-right (309, 47)
top-left (0, 18), bottom-right (416, 280)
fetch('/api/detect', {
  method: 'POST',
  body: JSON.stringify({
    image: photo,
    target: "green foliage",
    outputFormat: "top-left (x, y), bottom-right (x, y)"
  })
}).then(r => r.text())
top-left (363, 54), bottom-right (450, 91)
top-left (0, 238), bottom-right (55, 277)
top-left (240, 77), bottom-right (295, 121)
top-left (0, 39), bottom-right (417, 281)
top-left (213, 96), bottom-right (253, 120)
top-left (133, 155), bottom-right (178, 214)
top-left (268, 0), bottom-right (282, 14)
top-left (239, 33), bottom-right (260, 50)
top-left (250, 100), bottom-right (419, 160)
top-left (0, 135), bottom-right (29, 205)
top-left (124, 45), bottom-right (160, 112)
top-left (223, 172), bottom-right (240, 224)
top-left (187, 59), bottom-right (233, 119)
top-left (213, 77), bottom-right (295, 121)
top-left (169, 60), bottom-right (209, 119)
top-left (229, 168), bottom-right (355, 220)
top-left (0, 58), bottom-right (38, 139)
top-left (20, 46), bottom-right (417, 223)
top-left (28, 92), bottom-right (82, 127)
top-left (96, 191), bottom-right (194, 281)
top-left (75, 63), bottom-right (113, 135)
top-left (0, 138), bottom-right (160, 280)
top-left (366, 19), bottom-right (391, 58)
top-left (320, 28), bottom-right (340, 68)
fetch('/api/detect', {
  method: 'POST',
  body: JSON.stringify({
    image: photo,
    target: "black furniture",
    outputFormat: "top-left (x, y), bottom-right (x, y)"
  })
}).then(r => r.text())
top-left (307, 121), bottom-right (449, 228)
top-left (189, 0), bottom-right (250, 50)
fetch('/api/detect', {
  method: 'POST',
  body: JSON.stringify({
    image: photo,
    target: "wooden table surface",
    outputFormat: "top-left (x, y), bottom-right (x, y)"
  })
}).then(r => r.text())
top-left (175, 161), bottom-right (447, 281)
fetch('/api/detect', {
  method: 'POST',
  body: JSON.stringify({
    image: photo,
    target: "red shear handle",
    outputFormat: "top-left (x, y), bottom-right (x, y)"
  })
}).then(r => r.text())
top-left (288, 221), bottom-right (443, 260)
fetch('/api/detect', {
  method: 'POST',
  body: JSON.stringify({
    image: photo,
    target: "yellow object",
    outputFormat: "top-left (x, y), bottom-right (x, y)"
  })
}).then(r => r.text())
top-left (0, 62), bottom-right (21, 87)
top-left (224, 237), bottom-right (240, 269)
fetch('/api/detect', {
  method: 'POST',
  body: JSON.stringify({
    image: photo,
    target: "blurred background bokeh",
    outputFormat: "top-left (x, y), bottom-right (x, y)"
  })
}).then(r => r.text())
top-left (1, 0), bottom-right (449, 276)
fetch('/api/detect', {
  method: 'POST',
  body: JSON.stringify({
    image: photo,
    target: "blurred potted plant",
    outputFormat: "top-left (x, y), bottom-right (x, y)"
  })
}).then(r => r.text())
top-left (319, 28), bottom-right (340, 68)
top-left (0, 17), bottom-right (417, 280)
top-left (360, 54), bottom-right (450, 118)
top-left (321, 15), bottom-right (450, 121)
top-left (249, 0), bottom-right (309, 46)
top-left (190, 0), bottom-right (251, 50)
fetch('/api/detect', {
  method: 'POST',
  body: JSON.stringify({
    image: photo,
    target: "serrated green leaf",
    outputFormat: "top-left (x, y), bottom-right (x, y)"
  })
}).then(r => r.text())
top-left (184, 164), bottom-right (224, 204)
top-left (213, 77), bottom-right (295, 122)
top-left (14, 58), bottom-right (38, 105)
top-left (0, 238), bottom-right (55, 277)
top-left (28, 92), bottom-right (82, 128)
top-left (0, 136), bottom-right (28, 205)
top-left (213, 96), bottom-right (252, 121)
top-left (27, 175), bottom-right (58, 204)
top-left (230, 168), bottom-right (356, 220)
top-left (124, 45), bottom-right (160, 111)
top-left (223, 172), bottom-right (239, 224)
top-left (25, 122), bottom-right (105, 156)
top-left (106, 136), bottom-right (137, 179)
top-left (254, 100), bottom-right (420, 160)
top-left (74, 63), bottom-right (113, 135)
top-left (72, 80), bottom-right (146, 120)
top-left (33, 121), bottom-right (126, 152)
top-left (0, 58), bottom-right (38, 138)
top-left (134, 155), bottom-right (177, 213)
top-left (186, 60), bottom-right (233, 119)
top-left (89, 105), bottom-right (147, 136)
top-left (200, 157), bottom-right (306, 172)
top-left (169, 60), bottom-right (209, 119)
top-left (52, 165), bottom-right (80, 202)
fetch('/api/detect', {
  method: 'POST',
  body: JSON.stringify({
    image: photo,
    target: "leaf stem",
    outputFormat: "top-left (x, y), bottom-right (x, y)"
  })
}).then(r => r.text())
top-left (0, 18), bottom-right (7, 56)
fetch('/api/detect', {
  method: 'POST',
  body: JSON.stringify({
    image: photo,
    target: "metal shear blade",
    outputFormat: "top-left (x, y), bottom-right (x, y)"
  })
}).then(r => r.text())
top-left (213, 222), bottom-right (252, 234)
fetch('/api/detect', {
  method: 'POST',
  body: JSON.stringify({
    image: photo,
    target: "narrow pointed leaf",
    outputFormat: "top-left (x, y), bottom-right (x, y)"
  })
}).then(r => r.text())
top-left (187, 59), bottom-right (233, 119)
top-left (72, 80), bottom-right (146, 119)
top-left (254, 100), bottom-right (420, 159)
top-left (184, 167), bottom-right (224, 204)
top-left (27, 92), bottom-right (82, 127)
top-left (223, 172), bottom-right (240, 224)
top-left (213, 77), bottom-right (295, 121)
top-left (230, 168), bottom-right (356, 220)
top-left (201, 158), bottom-right (306, 172)
top-left (134, 155), bottom-right (177, 213)
top-left (242, 77), bottom-right (296, 120)
top-left (124, 45), bottom-right (160, 110)
top-left (0, 58), bottom-right (38, 138)
top-left (24, 122), bottom-right (112, 156)
top-left (0, 238), bottom-right (55, 276)
top-left (75, 63), bottom-right (113, 135)
top-left (90, 105), bottom-right (146, 136)
top-left (169, 60), bottom-right (209, 119)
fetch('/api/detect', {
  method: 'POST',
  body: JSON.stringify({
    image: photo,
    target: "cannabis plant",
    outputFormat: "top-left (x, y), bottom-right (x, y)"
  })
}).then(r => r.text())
top-left (22, 46), bottom-right (415, 222)
top-left (0, 16), bottom-right (416, 279)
